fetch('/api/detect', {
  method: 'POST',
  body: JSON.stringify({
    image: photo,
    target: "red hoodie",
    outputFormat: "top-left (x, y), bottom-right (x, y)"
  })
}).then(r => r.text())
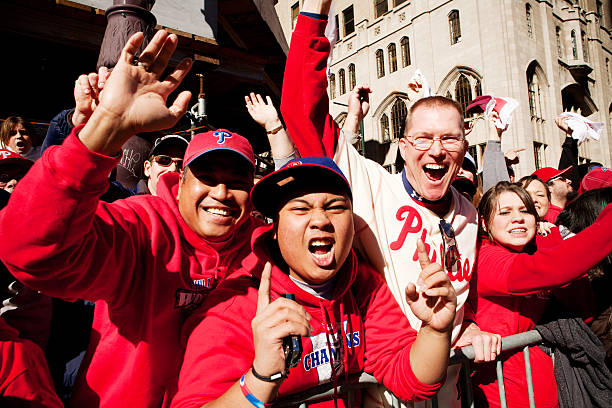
top-left (172, 225), bottom-right (443, 407)
top-left (471, 204), bottom-right (612, 408)
top-left (0, 130), bottom-right (261, 407)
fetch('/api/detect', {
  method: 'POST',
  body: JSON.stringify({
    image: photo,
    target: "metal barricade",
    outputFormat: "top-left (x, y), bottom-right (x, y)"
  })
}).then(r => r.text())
top-left (274, 330), bottom-right (544, 407)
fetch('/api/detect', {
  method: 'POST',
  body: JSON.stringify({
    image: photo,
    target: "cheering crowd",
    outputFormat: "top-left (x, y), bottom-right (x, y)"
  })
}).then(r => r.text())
top-left (1, 0), bottom-right (612, 407)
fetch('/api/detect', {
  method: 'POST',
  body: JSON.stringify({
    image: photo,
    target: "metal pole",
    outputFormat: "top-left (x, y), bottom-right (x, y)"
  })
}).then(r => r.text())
top-left (463, 361), bottom-right (475, 408)
top-left (523, 346), bottom-right (536, 408)
top-left (496, 360), bottom-right (507, 408)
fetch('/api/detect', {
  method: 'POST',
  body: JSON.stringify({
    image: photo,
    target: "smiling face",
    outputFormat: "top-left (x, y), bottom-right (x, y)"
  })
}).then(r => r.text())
top-left (523, 178), bottom-right (550, 218)
top-left (7, 124), bottom-right (32, 156)
top-left (399, 104), bottom-right (467, 201)
top-left (177, 151), bottom-right (253, 241)
top-left (484, 191), bottom-right (537, 252)
top-left (275, 188), bottom-right (354, 285)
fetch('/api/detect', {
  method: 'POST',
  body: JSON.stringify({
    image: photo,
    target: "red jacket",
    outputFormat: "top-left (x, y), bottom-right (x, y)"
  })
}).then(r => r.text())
top-left (544, 203), bottom-right (563, 223)
top-left (471, 204), bottom-right (612, 408)
top-left (172, 225), bottom-right (443, 407)
top-left (0, 317), bottom-right (62, 407)
top-left (0, 131), bottom-right (260, 407)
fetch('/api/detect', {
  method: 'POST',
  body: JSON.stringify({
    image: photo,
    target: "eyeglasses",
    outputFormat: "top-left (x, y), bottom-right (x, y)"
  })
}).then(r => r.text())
top-left (405, 135), bottom-right (465, 152)
top-left (439, 219), bottom-right (460, 271)
top-left (153, 155), bottom-right (183, 168)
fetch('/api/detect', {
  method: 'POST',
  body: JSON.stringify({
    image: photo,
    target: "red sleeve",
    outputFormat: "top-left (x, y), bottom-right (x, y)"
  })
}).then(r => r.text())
top-left (173, 279), bottom-right (256, 408)
top-left (477, 203), bottom-right (612, 296)
top-left (280, 14), bottom-right (340, 158)
top-left (358, 265), bottom-right (443, 401)
top-left (0, 129), bottom-right (144, 303)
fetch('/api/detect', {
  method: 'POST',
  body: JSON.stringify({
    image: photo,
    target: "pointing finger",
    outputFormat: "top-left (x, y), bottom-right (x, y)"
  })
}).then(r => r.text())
top-left (416, 239), bottom-right (431, 270)
top-left (256, 262), bottom-right (272, 314)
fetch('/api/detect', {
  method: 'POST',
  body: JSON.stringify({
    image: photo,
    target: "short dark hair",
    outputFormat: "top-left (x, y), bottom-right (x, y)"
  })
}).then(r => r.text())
top-left (478, 181), bottom-right (539, 242)
top-left (0, 116), bottom-right (37, 146)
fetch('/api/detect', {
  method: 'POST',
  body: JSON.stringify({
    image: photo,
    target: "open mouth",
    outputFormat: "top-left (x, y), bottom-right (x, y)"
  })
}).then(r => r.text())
top-left (509, 228), bottom-right (527, 235)
top-left (423, 163), bottom-right (448, 182)
top-left (308, 238), bottom-right (335, 267)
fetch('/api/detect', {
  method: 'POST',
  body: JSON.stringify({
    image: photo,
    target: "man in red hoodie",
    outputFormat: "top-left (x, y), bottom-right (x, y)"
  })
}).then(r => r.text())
top-left (0, 31), bottom-right (261, 407)
top-left (173, 157), bottom-right (457, 407)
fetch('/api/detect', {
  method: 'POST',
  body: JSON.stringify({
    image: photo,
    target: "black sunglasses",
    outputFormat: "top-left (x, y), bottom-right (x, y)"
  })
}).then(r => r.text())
top-left (439, 219), bottom-right (459, 271)
top-left (153, 155), bottom-right (183, 168)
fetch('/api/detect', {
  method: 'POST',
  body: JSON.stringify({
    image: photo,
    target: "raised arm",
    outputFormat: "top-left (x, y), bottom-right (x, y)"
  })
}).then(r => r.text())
top-left (0, 31), bottom-right (192, 302)
top-left (280, 0), bottom-right (339, 157)
top-left (477, 203), bottom-right (612, 297)
top-left (245, 93), bottom-right (296, 169)
top-left (482, 112), bottom-right (511, 191)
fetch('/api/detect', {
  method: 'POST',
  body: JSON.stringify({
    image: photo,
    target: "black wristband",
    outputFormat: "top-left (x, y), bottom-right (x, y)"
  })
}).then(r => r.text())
top-left (251, 366), bottom-right (287, 382)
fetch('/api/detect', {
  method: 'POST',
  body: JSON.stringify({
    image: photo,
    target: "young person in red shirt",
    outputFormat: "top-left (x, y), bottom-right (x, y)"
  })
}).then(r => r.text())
top-left (172, 157), bottom-right (457, 407)
top-left (471, 181), bottom-right (612, 407)
top-left (0, 31), bottom-right (262, 407)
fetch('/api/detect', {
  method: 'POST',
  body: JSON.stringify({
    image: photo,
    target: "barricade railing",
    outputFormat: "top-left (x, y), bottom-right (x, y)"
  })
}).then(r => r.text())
top-left (274, 330), bottom-right (544, 408)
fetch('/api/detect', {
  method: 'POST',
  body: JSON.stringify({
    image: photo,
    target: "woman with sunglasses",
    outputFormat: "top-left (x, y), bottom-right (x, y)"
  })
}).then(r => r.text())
top-left (470, 181), bottom-right (612, 407)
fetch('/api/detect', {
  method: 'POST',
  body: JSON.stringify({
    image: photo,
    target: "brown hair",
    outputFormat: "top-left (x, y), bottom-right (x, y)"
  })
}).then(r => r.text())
top-left (0, 116), bottom-right (37, 146)
top-left (404, 96), bottom-right (465, 136)
top-left (518, 175), bottom-right (551, 202)
top-left (478, 181), bottom-right (539, 242)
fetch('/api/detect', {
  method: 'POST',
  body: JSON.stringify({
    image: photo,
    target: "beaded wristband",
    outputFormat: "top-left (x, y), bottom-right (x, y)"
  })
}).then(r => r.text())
top-left (239, 373), bottom-right (273, 408)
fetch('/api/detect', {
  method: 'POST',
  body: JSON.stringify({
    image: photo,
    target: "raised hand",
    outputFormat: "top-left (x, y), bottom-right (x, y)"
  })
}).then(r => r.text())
top-left (555, 114), bottom-right (572, 135)
top-left (251, 263), bottom-right (312, 380)
top-left (79, 30), bottom-right (192, 155)
top-left (72, 67), bottom-right (111, 127)
top-left (245, 93), bottom-right (282, 131)
top-left (343, 85), bottom-right (371, 134)
top-left (504, 148), bottom-right (525, 166)
top-left (405, 240), bottom-right (457, 334)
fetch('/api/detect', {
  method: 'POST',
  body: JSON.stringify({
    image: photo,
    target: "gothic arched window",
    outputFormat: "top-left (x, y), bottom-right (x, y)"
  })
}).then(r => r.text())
top-left (391, 99), bottom-right (407, 139)
top-left (380, 114), bottom-right (390, 142)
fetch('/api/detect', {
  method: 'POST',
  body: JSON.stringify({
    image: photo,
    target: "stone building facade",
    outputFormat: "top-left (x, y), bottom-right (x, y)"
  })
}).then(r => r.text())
top-left (275, 0), bottom-right (612, 177)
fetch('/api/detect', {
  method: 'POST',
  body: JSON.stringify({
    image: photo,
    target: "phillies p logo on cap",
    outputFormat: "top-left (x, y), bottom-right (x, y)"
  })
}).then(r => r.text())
top-left (214, 130), bottom-right (232, 145)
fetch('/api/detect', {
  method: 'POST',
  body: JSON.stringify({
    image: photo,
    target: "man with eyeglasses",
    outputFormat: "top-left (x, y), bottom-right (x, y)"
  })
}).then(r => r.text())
top-left (279, 1), bottom-right (500, 406)
top-left (140, 134), bottom-right (188, 195)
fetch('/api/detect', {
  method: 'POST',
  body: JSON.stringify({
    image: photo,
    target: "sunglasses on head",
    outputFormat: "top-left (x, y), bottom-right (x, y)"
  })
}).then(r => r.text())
top-left (439, 219), bottom-right (460, 271)
top-left (153, 155), bottom-right (183, 168)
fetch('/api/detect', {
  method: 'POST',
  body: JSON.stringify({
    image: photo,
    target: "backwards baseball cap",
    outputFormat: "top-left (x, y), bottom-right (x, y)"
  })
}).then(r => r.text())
top-left (578, 167), bottom-right (612, 194)
top-left (0, 149), bottom-right (33, 171)
top-left (149, 134), bottom-right (189, 157)
top-left (532, 166), bottom-right (572, 183)
top-left (183, 129), bottom-right (255, 171)
top-left (251, 157), bottom-right (352, 219)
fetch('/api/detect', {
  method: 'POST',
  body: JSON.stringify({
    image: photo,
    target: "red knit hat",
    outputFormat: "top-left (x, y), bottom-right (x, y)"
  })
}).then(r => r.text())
top-left (532, 166), bottom-right (572, 183)
top-left (182, 129), bottom-right (255, 171)
top-left (578, 167), bottom-right (612, 194)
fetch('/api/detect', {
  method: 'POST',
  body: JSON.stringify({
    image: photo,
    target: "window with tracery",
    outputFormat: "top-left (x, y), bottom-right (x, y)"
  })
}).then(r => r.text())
top-left (339, 69), bottom-right (346, 95)
top-left (455, 74), bottom-right (472, 115)
top-left (348, 64), bottom-right (356, 91)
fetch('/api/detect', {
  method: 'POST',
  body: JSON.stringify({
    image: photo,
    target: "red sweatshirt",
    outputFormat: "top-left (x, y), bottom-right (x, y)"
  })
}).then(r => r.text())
top-left (0, 131), bottom-right (261, 407)
top-left (172, 225), bottom-right (443, 407)
top-left (0, 317), bottom-right (62, 407)
top-left (471, 204), bottom-right (612, 408)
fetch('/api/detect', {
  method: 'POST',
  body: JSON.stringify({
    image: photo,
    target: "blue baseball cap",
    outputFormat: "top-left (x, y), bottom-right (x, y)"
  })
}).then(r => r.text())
top-left (250, 157), bottom-right (352, 218)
